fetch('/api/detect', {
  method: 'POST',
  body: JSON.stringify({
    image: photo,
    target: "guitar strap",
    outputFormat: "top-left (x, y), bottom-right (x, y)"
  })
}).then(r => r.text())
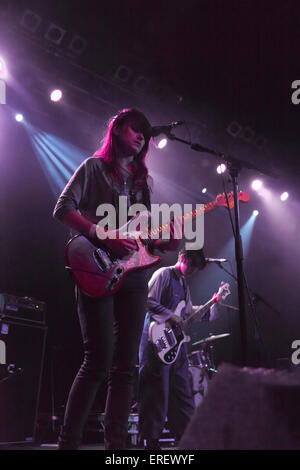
top-left (171, 268), bottom-right (189, 319)
top-left (181, 276), bottom-right (188, 303)
top-left (180, 276), bottom-right (190, 320)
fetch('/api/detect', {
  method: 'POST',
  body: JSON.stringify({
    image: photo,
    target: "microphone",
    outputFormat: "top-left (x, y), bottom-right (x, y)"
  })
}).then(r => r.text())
top-left (205, 258), bottom-right (228, 263)
top-left (151, 121), bottom-right (184, 137)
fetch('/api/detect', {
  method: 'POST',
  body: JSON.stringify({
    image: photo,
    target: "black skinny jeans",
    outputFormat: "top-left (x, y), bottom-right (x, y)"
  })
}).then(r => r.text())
top-left (58, 272), bottom-right (148, 450)
top-left (138, 339), bottom-right (195, 442)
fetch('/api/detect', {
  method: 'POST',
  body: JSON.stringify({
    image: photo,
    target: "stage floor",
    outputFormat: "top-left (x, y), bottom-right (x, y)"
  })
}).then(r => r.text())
top-left (0, 443), bottom-right (177, 451)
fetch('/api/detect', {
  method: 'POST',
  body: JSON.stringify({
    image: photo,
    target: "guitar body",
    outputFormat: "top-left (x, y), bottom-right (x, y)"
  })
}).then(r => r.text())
top-left (148, 300), bottom-right (191, 365)
top-left (149, 322), bottom-right (190, 365)
top-left (65, 234), bottom-right (160, 298)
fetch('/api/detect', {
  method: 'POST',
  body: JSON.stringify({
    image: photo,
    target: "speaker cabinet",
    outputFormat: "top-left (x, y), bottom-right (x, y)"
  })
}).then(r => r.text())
top-left (179, 363), bottom-right (300, 450)
top-left (0, 319), bottom-right (47, 444)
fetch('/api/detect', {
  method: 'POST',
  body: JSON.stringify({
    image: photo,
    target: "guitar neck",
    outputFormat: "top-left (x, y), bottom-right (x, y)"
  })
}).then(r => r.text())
top-left (183, 296), bottom-right (216, 327)
top-left (149, 200), bottom-right (219, 240)
top-left (147, 191), bottom-right (249, 240)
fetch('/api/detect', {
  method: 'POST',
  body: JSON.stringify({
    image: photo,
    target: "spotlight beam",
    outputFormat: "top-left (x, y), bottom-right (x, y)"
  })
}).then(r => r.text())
top-left (25, 123), bottom-right (90, 198)
top-left (32, 136), bottom-right (72, 179)
top-left (35, 134), bottom-right (78, 174)
top-left (31, 138), bottom-right (67, 197)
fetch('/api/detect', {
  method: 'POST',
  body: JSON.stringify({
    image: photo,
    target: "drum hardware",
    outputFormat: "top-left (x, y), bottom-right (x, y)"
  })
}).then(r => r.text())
top-left (188, 366), bottom-right (209, 407)
top-left (188, 342), bottom-right (217, 371)
top-left (187, 342), bottom-right (215, 408)
top-left (218, 302), bottom-right (239, 311)
top-left (192, 332), bottom-right (230, 346)
top-left (188, 333), bottom-right (231, 407)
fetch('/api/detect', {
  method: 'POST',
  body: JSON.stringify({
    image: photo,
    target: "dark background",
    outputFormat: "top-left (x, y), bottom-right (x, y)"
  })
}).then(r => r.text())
top-left (0, 0), bottom-right (299, 421)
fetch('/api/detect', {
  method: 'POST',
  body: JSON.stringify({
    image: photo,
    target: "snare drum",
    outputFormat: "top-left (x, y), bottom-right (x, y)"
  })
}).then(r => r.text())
top-left (188, 348), bottom-right (212, 369)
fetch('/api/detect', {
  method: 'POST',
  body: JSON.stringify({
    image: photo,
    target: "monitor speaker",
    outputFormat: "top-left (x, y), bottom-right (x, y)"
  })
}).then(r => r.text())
top-left (179, 363), bottom-right (300, 450)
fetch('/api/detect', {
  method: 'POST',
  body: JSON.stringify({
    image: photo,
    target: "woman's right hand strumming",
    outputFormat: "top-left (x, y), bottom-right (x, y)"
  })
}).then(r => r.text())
top-left (60, 212), bottom-right (137, 258)
top-left (90, 224), bottom-right (137, 258)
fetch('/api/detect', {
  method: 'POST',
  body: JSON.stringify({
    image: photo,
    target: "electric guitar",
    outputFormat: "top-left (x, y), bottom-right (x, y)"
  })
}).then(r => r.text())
top-left (65, 192), bottom-right (249, 299)
top-left (148, 282), bottom-right (231, 365)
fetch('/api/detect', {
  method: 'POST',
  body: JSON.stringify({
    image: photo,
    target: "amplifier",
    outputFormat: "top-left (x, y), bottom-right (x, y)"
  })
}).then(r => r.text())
top-left (0, 318), bottom-right (47, 444)
top-left (0, 293), bottom-right (46, 325)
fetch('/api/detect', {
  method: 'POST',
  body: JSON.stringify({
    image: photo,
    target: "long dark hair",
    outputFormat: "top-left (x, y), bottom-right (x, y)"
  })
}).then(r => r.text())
top-left (94, 108), bottom-right (152, 190)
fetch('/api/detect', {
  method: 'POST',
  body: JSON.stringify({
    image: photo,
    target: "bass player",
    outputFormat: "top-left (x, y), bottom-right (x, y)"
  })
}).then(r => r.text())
top-left (138, 248), bottom-right (222, 450)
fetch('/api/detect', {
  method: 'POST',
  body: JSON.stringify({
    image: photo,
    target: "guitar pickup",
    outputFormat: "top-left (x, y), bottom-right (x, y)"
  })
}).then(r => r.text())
top-left (94, 248), bottom-right (113, 272)
top-left (164, 328), bottom-right (176, 347)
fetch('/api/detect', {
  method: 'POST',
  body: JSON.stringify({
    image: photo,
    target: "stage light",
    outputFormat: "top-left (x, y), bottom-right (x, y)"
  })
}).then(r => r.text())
top-left (15, 113), bottom-right (24, 122)
top-left (251, 179), bottom-right (262, 191)
top-left (68, 34), bottom-right (88, 56)
top-left (20, 9), bottom-right (42, 33)
top-left (133, 75), bottom-right (150, 93)
top-left (280, 192), bottom-right (289, 201)
top-left (0, 57), bottom-right (6, 76)
top-left (253, 210), bottom-right (259, 216)
top-left (240, 126), bottom-right (255, 142)
top-left (254, 135), bottom-right (267, 150)
top-left (50, 89), bottom-right (63, 102)
top-left (114, 65), bottom-right (133, 82)
top-left (45, 23), bottom-right (66, 45)
top-left (217, 164), bottom-right (226, 174)
top-left (157, 138), bottom-right (167, 149)
top-left (202, 187), bottom-right (207, 193)
top-left (226, 121), bottom-right (242, 138)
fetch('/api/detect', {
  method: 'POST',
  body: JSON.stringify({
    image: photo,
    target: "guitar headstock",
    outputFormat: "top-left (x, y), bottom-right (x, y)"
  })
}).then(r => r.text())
top-left (216, 191), bottom-right (250, 209)
top-left (217, 282), bottom-right (231, 301)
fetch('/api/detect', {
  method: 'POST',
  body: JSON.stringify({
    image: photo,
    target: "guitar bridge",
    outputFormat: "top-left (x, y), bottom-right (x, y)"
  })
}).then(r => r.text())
top-left (164, 328), bottom-right (176, 347)
top-left (105, 265), bottom-right (125, 292)
top-left (154, 338), bottom-right (167, 352)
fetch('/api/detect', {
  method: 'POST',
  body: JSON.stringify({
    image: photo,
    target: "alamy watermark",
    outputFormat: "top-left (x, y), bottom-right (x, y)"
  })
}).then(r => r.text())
top-left (291, 339), bottom-right (300, 365)
top-left (0, 340), bottom-right (6, 364)
top-left (291, 80), bottom-right (300, 105)
top-left (94, 196), bottom-right (204, 250)
top-left (0, 79), bottom-right (6, 104)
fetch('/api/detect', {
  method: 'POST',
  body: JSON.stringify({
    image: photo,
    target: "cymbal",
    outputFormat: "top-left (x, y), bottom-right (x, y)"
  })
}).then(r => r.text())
top-left (192, 333), bottom-right (230, 346)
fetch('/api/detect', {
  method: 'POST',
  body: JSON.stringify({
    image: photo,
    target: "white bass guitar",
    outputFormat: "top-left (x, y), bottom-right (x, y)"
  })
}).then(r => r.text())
top-left (149, 282), bottom-right (230, 364)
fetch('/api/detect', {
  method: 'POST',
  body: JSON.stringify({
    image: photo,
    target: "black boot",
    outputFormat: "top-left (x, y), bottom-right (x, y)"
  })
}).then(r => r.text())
top-left (57, 426), bottom-right (80, 450)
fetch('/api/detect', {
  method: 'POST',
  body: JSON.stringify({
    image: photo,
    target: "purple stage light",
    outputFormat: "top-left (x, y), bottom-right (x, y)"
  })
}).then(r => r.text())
top-left (253, 210), bottom-right (259, 216)
top-left (0, 57), bottom-right (6, 76)
top-left (50, 89), bottom-right (63, 102)
top-left (15, 113), bottom-right (24, 122)
top-left (157, 138), bottom-right (167, 149)
top-left (217, 163), bottom-right (226, 174)
top-left (251, 179), bottom-right (262, 191)
top-left (280, 192), bottom-right (289, 201)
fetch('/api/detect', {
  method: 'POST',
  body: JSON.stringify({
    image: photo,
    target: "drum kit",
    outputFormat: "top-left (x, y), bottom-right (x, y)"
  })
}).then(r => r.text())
top-left (188, 333), bottom-right (230, 407)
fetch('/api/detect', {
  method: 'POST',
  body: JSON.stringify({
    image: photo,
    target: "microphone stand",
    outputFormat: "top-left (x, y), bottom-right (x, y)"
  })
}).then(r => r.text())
top-left (251, 292), bottom-right (282, 318)
top-left (216, 262), bottom-right (273, 367)
top-left (166, 131), bottom-right (278, 366)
